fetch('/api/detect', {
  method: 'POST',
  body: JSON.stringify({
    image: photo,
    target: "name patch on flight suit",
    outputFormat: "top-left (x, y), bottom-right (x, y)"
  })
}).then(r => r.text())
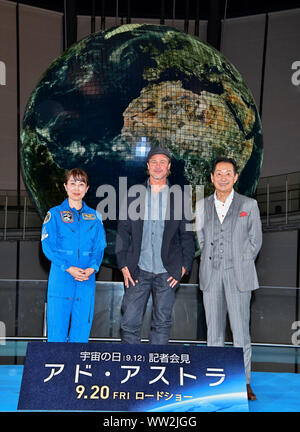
top-left (60, 211), bottom-right (74, 223)
top-left (82, 213), bottom-right (96, 220)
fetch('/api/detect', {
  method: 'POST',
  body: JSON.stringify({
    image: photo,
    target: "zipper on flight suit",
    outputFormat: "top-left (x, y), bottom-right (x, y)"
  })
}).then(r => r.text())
top-left (75, 209), bottom-right (81, 261)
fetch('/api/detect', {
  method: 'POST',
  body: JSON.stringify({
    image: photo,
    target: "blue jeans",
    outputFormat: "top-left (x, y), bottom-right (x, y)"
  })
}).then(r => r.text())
top-left (120, 268), bottom-right (177, 344)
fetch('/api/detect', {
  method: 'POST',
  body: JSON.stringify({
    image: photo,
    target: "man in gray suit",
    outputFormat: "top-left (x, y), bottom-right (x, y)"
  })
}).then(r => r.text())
top-left (197, 157), bottom-right (262, 400)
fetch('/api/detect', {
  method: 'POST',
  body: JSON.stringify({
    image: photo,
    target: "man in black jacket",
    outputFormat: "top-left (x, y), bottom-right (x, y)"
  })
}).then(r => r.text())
top-left (115, 146), bottom-right (195, 345)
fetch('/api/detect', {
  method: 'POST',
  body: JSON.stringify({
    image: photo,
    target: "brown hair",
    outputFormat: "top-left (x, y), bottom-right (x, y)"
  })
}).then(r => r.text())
top-left (64, 168), bottom-right (90, 186)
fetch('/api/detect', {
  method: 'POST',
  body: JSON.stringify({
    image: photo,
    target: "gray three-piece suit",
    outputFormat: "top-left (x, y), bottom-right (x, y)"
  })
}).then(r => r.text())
top-left (197, 191), bottom-right (262, 384)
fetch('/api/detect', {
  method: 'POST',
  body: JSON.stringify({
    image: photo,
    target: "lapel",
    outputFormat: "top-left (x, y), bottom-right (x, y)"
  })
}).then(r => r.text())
top-left (163, 184), bottom-right (173, 235)
top-left (206, 194), bottom-right (214, 223)
top-left (204, 195), bottom-right (215, 242)
top-left (161, 184), bottom-right (176, 250)
top-left (230, 192), bottom-right (243, 234)
top-left (130, 183), bottom-right (146, 242)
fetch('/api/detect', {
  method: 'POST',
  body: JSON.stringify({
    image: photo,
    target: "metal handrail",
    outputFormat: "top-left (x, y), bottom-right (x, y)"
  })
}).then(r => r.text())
top-left (1, 169), bottom-right (300, 237)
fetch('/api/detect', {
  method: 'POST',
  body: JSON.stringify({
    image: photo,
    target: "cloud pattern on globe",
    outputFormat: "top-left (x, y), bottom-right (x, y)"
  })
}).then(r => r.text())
top-left (20, 24), bottom-right (263, 265)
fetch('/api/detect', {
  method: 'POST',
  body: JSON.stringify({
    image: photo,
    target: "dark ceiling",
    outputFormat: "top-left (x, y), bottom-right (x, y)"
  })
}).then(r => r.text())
top-left (7, 0), bottom-right (300, 20)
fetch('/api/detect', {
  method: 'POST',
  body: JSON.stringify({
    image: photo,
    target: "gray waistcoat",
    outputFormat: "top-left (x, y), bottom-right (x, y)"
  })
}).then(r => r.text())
top-left (212, 204), bottom-right (233, 270)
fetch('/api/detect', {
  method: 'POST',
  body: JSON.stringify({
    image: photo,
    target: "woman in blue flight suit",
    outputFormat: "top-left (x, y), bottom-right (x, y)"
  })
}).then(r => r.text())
top-left (41, 168), bottom-right (106, 342)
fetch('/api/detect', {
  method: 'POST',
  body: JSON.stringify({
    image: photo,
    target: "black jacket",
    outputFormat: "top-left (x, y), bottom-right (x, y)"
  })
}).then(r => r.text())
top-left (115, 182), bottom-right (195, 281)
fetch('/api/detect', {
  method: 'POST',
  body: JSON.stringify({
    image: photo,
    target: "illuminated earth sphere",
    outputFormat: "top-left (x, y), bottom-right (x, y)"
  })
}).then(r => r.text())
top-left (20, 24), bottom-right (263, 266)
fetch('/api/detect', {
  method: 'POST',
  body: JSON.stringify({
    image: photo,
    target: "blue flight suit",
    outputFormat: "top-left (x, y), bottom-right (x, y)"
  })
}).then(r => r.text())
top-left (41, 198), bottom-right (106, 342)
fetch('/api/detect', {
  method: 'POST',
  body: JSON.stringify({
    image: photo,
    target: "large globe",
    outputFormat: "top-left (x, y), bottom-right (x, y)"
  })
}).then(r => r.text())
top-left (20, 24), bottom-right (263, 266)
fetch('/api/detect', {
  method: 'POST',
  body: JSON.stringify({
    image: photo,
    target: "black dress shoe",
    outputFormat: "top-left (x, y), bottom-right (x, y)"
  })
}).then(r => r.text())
top-left (247, 384), bottom-right (256, 401)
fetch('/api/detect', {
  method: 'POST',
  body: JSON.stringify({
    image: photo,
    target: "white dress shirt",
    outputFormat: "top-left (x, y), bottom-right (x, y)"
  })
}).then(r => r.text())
top-left (214, 189), bottom-right (234, 224)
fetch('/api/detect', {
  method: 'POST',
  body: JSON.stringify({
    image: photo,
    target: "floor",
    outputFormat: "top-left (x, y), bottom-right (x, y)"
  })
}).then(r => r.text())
top-left (1, 342), bottom-right (300, 412)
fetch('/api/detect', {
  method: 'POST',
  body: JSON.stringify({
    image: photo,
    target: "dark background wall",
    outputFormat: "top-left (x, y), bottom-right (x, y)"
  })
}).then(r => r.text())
top-left (1, 0), bottom-right (300, 346)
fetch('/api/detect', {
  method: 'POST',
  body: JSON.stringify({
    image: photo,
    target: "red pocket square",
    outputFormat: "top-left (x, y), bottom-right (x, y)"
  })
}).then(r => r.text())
top-left (239, 211), bottom-right (248, 217)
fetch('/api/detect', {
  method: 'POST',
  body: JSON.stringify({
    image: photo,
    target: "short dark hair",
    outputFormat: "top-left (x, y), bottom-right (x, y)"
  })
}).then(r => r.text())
top-left (64, 168), bottom-right (90, 186)
top-left (211, 157), bottom-right (238, 174)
